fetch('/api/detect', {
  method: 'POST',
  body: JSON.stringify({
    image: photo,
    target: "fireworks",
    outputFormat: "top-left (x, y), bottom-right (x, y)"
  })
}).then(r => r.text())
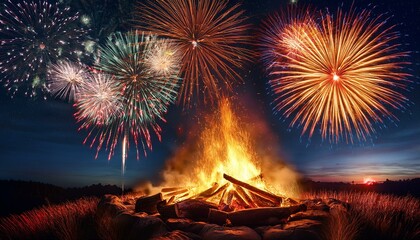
top-left (266, 7), bottom-right (410, 142)
top-left (74, 73), bottom-right (123, 127)
top-left (74, 72), bottom-right (126, 161)
top-left (136, 0), bottom-right (252, 106)
top-left (96, 32), bottom-right (180, 124)
top-left (47, 61), bottom-right (88, 101)
top-left (144, 39), bottom-right (181, 77)
top-left (79, 31), bottom-right (180, 160)
top-left (0, 0), bottom-right (87, 97)
top-left (260, 6), bottom-right (315, 70)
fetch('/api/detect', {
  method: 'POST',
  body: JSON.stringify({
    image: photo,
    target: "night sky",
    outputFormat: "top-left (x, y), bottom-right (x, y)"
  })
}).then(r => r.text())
top-left (0, 0), bottom-right (419, 188)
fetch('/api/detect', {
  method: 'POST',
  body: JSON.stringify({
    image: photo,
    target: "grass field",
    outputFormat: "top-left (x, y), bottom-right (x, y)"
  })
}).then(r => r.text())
top-left (0, 197), bottom-right (99, 240)
top-left (303, 191), bottom-right (420, 240)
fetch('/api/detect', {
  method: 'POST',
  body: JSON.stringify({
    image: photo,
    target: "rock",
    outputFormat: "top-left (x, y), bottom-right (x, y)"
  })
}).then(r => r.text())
top-left (284, 219), bottom-right (323, 240)
top-left (262, 225), bottom-right (294, 240)
top-left (175, 199), bottom-right (218, 221)
top-left (113, 212), bottom-right (144, 236)
top-left (326, 199), bottom-right (350, 213)
top-left (166, 218), bottom-right (207, 234)
top-left (200, 224), bottom-right (261, 240)
top-left (290, 230), bottom-right (322, 240)
top-left (262, 220), bottom-right (323, 240)
top-left (135, 193), bottom-right (163, 214)
top-left (303, 199), bottom-right (330, 212)
top-left (113, 212), bottom-right (168, 240)
top-left (284, 219), bottom-right (323, 231)
top-left (123, 198), bottom-right (136, 206)
top-left (254, 226), bottom-right (270, 236)
top-left (96, 195), bottom-right (169, 240)
top-left (97, 194), bottom-right (127, 219)
top-left (288, 210), bottom-right (330, 223)
top-left (151, 230), bottom-right (202, 240)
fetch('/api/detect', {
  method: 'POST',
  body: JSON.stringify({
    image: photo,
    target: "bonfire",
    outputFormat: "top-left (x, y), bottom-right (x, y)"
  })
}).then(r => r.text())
top-left (135, 98), bottom-right (302, 226)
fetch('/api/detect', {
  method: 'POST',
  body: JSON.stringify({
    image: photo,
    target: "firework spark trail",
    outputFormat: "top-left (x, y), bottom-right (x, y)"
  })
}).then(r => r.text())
top-left (122, 131), bottom-right (128, 176)
top-left (47, 61), bottom-right (88, 101)
top-left (0, 0), bottom-right (87, 97)
top-left (136, 0), bottom-right (252, 106)
top-left (266, 7), bottom-right (410, 143)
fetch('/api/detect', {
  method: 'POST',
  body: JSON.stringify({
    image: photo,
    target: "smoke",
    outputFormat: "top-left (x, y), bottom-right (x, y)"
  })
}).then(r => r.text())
top-left (246, 109), bottom-right (302, 198)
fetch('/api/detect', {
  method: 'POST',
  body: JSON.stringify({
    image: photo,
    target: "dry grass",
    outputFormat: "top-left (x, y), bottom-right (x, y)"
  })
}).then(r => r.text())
top-left (95, 209), bottom-right (119, 240)
top-left (304, 191), bottom-right (420, 240)
top-left (323, 205), bottom-right (361, 240)
top-left (0, 197), bottom-right (99, 240)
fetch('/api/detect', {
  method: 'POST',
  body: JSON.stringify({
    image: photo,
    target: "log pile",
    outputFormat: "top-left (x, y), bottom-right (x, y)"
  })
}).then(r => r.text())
top-left (135, 173), bottom-right (302, 227)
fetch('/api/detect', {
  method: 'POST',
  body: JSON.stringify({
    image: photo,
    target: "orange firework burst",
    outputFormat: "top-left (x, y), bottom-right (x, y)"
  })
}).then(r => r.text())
top-left (136, 0), bottom-right (252, 106)
top-left (268, 7), bottom-right (410, 143)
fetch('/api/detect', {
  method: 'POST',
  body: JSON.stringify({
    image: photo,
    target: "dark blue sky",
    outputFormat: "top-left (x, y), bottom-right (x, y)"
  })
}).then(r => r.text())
top-left (0, 0), bottom-right (419, 187)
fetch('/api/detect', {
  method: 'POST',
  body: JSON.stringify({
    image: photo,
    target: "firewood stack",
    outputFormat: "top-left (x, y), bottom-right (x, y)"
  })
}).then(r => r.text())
top-left (135, 173), bottom-right (303, 226)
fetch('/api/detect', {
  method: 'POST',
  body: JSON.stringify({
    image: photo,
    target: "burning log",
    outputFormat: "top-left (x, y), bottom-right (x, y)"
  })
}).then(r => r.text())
top-left (226, 190), bottom-right (234, 206)
top-left (167, 196), bottom-right (175, 205)
top-left (194, 183), bottom-right (219, 199)
top-left (161, 187), bottom-right (185, 193)
top-left (202, 183), bottom-right (229, 200)
top-left (249, 191), bottom-right (277, 207)
top-left (235, 186), bottom-right (257, 208)
top-left (163, 188), bottom-right (189, 198)
top-left (228, 204), bottom-right (307, 226)
top-left (284, 197), bottom-right (299, 206)
top-left (223, 173), bottom-right (282, 205)
top-left (218, 189), bottom-right (227, 206)
top-left (233, 191), bottom-right (248, 209)
top-left (157, 200), bottom-right (177, 219)
top-left (176, 192), bottom-right (191, 202)
top-left (175, 199), bottom-right (218, 221)
top-left (135, 193), bottom-right (163, 214)
top-left (208, 209), bottom-right (228, 225)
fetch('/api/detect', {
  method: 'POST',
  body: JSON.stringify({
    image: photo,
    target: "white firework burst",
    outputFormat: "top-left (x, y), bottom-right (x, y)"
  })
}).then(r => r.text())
top-left (47, 61), bottom-right (88, 101)
top-left (144, 38), bottom-right (181, 77)
top-left (75, 73), bottom-right (123, 126)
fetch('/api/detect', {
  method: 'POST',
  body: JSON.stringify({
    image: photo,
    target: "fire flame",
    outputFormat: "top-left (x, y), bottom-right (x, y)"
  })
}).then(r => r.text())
top-left (146, 98), bottom-right (301, 204)
top-left (198, 98), bottom-right (263, 190)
